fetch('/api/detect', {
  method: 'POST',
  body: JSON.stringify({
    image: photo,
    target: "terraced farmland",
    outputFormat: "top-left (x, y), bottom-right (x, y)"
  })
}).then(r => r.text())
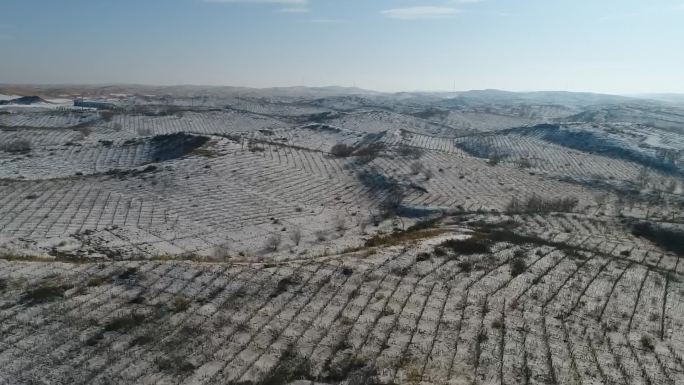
top-left (0, 86), bottom-right (683, 385)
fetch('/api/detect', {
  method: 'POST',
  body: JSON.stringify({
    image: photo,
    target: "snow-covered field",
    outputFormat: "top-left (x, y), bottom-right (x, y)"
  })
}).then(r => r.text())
top-left (0, 86), bottom-right (683, 384)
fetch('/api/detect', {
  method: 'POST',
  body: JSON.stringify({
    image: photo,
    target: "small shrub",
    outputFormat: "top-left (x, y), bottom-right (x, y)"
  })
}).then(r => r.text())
top-left (396, 145), bottom-right (423, 159)
top-left (103, 313), bottom-right (146, 332)
top-left (173, 296), bottom-right (192, 312)
top-left (506, 195), bottom-right (579, 214)
top-left (155, 355), bottom-right (196, 374)
top-left (87, 276), bottom-right (109, 287)
top-left (315, 230), bottom-right (328, 242)
top-left (378, 187), bottom-right (405, 219)
top-left (213, 241), bottom-right (231, 260)
top-left (458, 261), bottom-right (473, 272)
top-left (353, 142), bottom-right (385, 163)
top-left (117, 267), bottom-right (138, 281)
top-left (137, 127), bottom-right (153, 136)
top-left (289, 227), bottom-right (302, 246)
top-left (410, 161), bottom-right (424, 175)
top-left (334, 215), bottom-right (347, 232)
top-left (271, 276), bottom-right (297, 298)
top-left (439, 238), bottom-right (491, 255)
top-left (324, 356), bottom-right (376, 382)
top-left (261, 345), bottom-right (312, 385)
top-left (640, 335), bottom-right (654, 351)
top-left (99, 110), bottom-right (114, 121)
top-left (85, 332), bottom-right (104, 346)
top-left (510, 257), bottom-right (527, 277)
top-left (0, 139), bottom-right (32, 154)
top-left (487, 154), bottom-right (504, 166)
top-left (381, 306), bottom-right (395, 317)
top-left (631, 222), bottom-right (684, 256)
top-left (131, 334), bottom-right (154, 346)
top-left (330, 143), bottom-right (355, 157)
top-left (21, 283), bottom-right (68, 305)
top-left (264, 233), bottom-right (282, 252)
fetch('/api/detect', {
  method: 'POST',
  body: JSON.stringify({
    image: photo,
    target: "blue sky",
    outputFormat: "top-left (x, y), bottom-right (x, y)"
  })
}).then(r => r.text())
top-left (1, 0), bottom-right (683, 93)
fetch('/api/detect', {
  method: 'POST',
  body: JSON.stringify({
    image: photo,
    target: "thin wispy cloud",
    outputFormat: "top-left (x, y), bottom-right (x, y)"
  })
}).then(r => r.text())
top-left (204, 0), bottom-right (307, 4)
top-left (674, 3), bottom-right (684, 11)
top-left (309, 19), bottom-right (350, 24)
top-left (597, 12), bottom-right (639, 21)
top-left (278, 6), bottom-right (309, 13)
top-left (381, 6), bottom-right (459, 20)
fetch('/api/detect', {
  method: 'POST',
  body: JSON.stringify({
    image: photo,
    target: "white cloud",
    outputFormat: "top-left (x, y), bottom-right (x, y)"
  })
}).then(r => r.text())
top-left (381, 6), bottom-right (459, 20)
top-left (204, 0), bottom-right (307, 4)
top-left (674, 3), bottom-right (684, 11)
top-left (310, 19), bottom-right (350, 24)
top-left (279, 6), bottom-right (309, 13)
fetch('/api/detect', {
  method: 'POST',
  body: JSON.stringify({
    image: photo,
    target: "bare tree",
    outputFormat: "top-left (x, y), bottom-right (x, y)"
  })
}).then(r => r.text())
top-left (379, 186), bottom-right (405, 219)
top-left (358, 215), bottom-right (371, 234)
top-left (334, 215), bottom-right (346, 233)
top-left (99, 110), bottom-right (114, 122)
top-left (264, 234), bottom-right (282, 252)
top-left (289, 227), bottom-right (302, 246)
top-left (77, 126), bottom-right (93, 139)
top-left (137, 127), bottom-right (153, 136)
top-left (594, 192), bottom-right (608, 206)
top-left (354, 142), bottom-right (385, 164)
top-left (636, 166), bottom-right (651, 189)
top-left (410, 162), bottom-right (424, 175)
top-left (213, 241), bottom-right (231, 260)
top-left (330, 143), bottom-right (355, 157)
top-left (315, 230), bottom-right (327, 242)
top-left (396, 145), bottom-right (423, 159)
top-left (506, 194), bottom-right (579, 214)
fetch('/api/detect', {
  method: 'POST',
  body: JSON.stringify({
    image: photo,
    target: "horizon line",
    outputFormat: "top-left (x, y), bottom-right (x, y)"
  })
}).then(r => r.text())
top-left (2, 83), bottom-right (684, 97)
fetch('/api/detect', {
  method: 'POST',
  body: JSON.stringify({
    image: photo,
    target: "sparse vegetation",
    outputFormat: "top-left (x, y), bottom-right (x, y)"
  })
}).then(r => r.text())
top-left (0, 139), bottom-right (32, 154)
top-left (330, 143), bottom-right (355, 157)
top-left (506, 195), bottom-right (579, 214)
top-left (155, 355), bottom-right (196, 374)
top-left (631, 222), bottom-right (684, 256)
top-left (640, 335), bottom-right (654, 351)
top-left (364, 224), bottom-right (444, 248)
top-left (353, 142), bottom-right (385, 163)
top-left (271, 276), bottom-right (297, 298)
top-left (21, 282), bottom-right (69, 305)
top-left (510, 256), bottom-right (527, 276)
top-left (87, 276), bottom-right (109, 287)
top-left (437, 237), bottom-right (491, 255)
top-left (173, 296), bottom-right (192, 312)
top-left (260, 345), bottom-right (312, 385)
top-left (103, 312), bottom-right (146, 332)
top-left (264, 233), bottom-right (282, 252)
top-left (289, 227), bottom-right (302, 246)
